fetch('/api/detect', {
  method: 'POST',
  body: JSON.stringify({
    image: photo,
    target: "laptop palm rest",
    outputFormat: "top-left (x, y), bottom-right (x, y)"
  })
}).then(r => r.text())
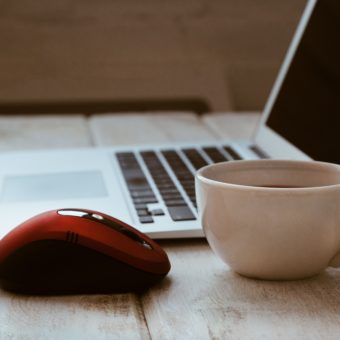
top-left (1, 171), bottom-right (108, 203)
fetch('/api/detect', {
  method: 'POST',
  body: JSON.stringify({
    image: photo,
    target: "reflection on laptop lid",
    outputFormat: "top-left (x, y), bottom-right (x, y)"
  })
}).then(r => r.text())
top-left (255, 0), bottom-right (340, 164)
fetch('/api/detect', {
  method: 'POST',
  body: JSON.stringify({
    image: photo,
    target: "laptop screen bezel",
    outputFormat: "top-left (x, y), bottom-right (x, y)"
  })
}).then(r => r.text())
top-left (253, 0), bottom-right (317, 160)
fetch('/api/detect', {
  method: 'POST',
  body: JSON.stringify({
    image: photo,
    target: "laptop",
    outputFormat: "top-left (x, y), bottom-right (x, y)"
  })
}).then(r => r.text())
top-left (0, 0), bottom-right (339, 239)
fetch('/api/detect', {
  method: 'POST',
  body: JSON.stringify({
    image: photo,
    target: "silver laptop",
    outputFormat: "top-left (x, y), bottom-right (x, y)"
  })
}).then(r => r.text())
top-left (0, 0), bottom-right (339, 239)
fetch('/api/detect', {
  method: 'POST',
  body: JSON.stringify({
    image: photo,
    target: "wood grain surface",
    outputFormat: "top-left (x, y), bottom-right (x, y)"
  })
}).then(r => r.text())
top-left (0, 290), bottom-right (150, 340)
top-left (1, 112), bottom-right (340, 339)
top-left (143, 240), bottom-right (340, 340)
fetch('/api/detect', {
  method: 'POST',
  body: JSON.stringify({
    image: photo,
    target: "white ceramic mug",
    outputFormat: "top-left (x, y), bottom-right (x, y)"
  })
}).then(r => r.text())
top-left (196, 160), bottom-right (340, 280)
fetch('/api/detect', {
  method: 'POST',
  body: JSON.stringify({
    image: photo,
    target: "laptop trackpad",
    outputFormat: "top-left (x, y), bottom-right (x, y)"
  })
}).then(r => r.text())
top-left (1, 171), bottom-right (108, 203)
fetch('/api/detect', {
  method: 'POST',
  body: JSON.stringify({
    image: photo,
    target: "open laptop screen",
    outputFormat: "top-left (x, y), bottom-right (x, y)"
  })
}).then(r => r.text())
top-left (266, 0), bottom-right (340, 164)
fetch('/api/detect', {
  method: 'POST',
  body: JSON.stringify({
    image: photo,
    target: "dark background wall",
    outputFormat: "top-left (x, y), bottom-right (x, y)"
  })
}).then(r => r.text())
top-left (0, 0), bottom-right (306, 113)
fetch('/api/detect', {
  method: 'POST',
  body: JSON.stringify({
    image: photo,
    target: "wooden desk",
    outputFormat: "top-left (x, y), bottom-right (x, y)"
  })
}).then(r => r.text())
top-left (1, 112), bottom-right (340, 340)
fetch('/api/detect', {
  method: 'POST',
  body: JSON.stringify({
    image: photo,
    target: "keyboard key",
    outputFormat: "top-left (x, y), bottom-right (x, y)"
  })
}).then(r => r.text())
top-left (150, 209), bottom-right (165, 216)
top-left (181, 181), bottom-right (193, 188)
top-left (249, 145), bottom-right (269, 159)
top-left (159, 188), bottom-right (180, 194)
top-left (224, 146), bottom-right (243, 160)
top-left (134, 203), bottom-right (148, 210)
top-left (203, 147), bottom-right (228, 163)
top-left (164, 199), bottom-right (187, 206)
top-left (130, 191), bottom-right (155, 198)
top-left (158, 184), bottom-right (177, 190)
top-left (162, 194), bottom-right (183, 201)
top-left (182, 148), bottom-right (208, 170)
top-left (127, 184), bottom-right (151, 191)
top-left (133, 197), bottom-right (158, 204)
top-left (154, 179), bottom-right (173, 186)
top-left (139, 216), bottom-right (154, 224)
top-left (137, 209), bottom-right (149, 217)
top-left (168, 206), bottom-right (196, 221)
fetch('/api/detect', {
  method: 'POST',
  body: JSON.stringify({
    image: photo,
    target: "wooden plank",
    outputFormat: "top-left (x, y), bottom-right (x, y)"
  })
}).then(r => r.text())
top-left (143, 240), bottom-right (340, 340)
top-left (0, 115), bottom-right (92, 150)
top-left (0, 290), bottom-right (150, 340)
top-left (203, 112), bottom-right (261, 139)
top-left (89, 112), bottom-right (216, 146)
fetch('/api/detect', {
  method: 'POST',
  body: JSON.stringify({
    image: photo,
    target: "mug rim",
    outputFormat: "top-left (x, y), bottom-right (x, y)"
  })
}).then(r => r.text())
top-left (196, 159), bottom-right (340, 191)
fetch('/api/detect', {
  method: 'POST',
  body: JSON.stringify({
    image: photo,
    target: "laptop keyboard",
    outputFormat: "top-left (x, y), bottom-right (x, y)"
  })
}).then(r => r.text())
top-left (116, 152), bottom-right (158, 224)
top-left (116, 145), bottom-right (258, 224)
top-left (162, 150), bottom-right (197, 209)
top-left (141, 151), bottom-right (195, 222)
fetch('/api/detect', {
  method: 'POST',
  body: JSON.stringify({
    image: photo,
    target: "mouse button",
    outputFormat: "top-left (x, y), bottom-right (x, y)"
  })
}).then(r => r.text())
top-left (76, 236), bottom-right (142, 271)
top-left (78, 233), bottom-right (169, 275)
top-left (0, 212), bottom-right (56, 261)
top-left (77, 226), bottom-right (138, 255)
top-left (104, 217), bottom-right (157, 251)
top-left (109, 239), bottom-right (170, 274)
top-left (110, 226), bottom-right (153, 250)
top-left (87, 213), bottom-right (153, 249)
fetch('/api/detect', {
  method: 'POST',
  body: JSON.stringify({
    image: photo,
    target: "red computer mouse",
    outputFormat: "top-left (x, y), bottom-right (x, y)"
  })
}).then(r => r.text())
top-left (0, 209), bottom-right (171, 294)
